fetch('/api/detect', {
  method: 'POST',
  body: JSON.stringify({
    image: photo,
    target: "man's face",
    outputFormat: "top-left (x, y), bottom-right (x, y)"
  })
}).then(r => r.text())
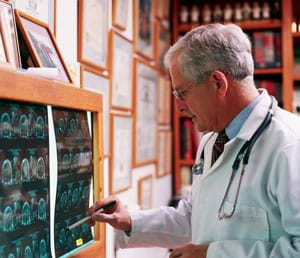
top-left (169, 61), bottom-right (217, 132)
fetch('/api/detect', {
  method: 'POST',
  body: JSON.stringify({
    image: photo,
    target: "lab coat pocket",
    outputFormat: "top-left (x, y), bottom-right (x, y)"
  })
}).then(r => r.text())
top-left (215, 201), bottom-right (269, 241)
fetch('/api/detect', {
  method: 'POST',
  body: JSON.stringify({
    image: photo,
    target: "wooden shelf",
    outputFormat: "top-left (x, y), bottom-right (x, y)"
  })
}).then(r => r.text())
top-left (178, 19), bottom-right (282, 33)
top-left (254, 68), bottom-right (282, 75)
top-left (293, 32), bottom-right (300, 38)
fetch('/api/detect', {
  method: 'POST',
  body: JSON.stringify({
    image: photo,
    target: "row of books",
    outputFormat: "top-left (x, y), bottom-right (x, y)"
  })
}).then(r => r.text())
top-left (255, 79), bottom-right (281, 99)
top-left (252, 31), bottom-right (281, 68)
top-left (180, 118), bottom-right (200, 160)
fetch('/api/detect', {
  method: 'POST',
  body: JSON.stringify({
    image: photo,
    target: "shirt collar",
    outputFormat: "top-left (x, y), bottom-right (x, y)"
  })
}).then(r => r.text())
top-left (225, 93), bottom-right (262, 140)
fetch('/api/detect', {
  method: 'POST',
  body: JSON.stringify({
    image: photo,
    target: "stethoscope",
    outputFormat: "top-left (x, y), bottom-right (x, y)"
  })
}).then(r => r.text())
top-left (192, 96), bottom-right (277, 220)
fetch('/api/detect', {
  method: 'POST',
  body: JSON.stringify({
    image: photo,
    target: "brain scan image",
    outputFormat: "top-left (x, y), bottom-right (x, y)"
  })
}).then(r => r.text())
top-left (29, 156), bottom-right (37, 179)
top-left (21, 158), bottom-right (30, 182)
top-left (71, 188), bottom-right (79, 205)
top-left (1, 159), bottom-right (13, 185)
top-left (21, 202), bottom-right (31, 225)
top-left (0, 112), bottom-right (11, 138)
top-left (19, 114), bottom-right (29, 138)
top-left (38, 198), bottom-right (47, 221)
top-left (24, 246), bottom-right (33, 258)
top-left (39, 239), bottom-right (48, 258)
top-left (3, 206), bottom-right (14, 232)
top-left (35, 116), bottom-right (45, 138)
top-left (36, 157), bottom-right (45, 179)
top-left (60, 191), bottom-right (68, 209)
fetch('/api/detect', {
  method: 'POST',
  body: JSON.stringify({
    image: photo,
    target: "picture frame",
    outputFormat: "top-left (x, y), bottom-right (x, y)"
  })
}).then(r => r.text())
top-left (10, 0), bottom-right (56, 33)
top-left (110, 30), bottom-right (133, 111)
top-left (0, 32), bottom-right (8, 62)
top-left (157, 129), bottom-right (166, 178)
top-left (0, 0), bottom-right (21, 67)
top-left (155, 0), bottom-right (164, 20)
top-left (112, 0), bottom-right (129, 31)
top-left (157, 75), bottom-right (171, 125)
top-left (110, 113), bottom-right (133, 194)
top-left (138, 174), bottom-right (153, 210)
top-left (78, 0), bottom-right (108, 71)
top-left (165, 129), bottom-right (172, 175)
top-left (14, 10), bottom-right (72, 83)
top-left (133, 58), bottom-right (158, 167)
top-left (80, 65), bottom-right (110, 157)
top-left (163, 0), bottom-right (170, 20)
top-left (134, 0), bottom-right (154, 60)
top-left (157, 129), bottom-right (172, 178)
top-left (155, 20), bottom-right (170, 72)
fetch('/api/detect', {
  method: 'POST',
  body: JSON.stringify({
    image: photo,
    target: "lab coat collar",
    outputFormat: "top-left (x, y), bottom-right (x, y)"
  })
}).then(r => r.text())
top-left (235, 89), bottom-right (273, 141)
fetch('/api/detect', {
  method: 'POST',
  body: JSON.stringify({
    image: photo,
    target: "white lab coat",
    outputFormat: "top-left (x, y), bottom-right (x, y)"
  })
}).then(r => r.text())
top-left (116, 90), bottom-right (300, 257)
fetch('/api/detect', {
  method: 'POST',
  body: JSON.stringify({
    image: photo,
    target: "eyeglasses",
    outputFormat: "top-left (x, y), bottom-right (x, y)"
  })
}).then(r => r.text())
top-left (172, 83), bottom-right (194, 101)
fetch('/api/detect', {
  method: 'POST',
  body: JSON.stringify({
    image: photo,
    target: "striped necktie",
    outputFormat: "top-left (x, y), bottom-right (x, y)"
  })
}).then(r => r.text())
top-left (211, 130), bottom-right (229, 165)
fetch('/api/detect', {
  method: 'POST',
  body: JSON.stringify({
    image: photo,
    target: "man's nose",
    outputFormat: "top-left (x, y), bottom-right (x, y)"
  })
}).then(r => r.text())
top-left (176, 98), bottom-right (188, 113)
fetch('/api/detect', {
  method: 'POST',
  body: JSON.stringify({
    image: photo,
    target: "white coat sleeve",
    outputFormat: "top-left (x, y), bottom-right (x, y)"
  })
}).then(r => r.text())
top-left (115, 199), bottom-right (192, 249)
top-left (207, 143), bottom-right (300, 258)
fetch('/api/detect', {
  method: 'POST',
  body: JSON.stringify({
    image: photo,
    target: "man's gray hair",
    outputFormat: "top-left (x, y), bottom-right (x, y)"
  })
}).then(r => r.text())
top-left (164, 23), bottom-right (254, 84)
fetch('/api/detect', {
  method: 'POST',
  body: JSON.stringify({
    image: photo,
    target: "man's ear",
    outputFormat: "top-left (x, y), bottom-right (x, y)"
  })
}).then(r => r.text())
top-left (211, 70), bottom-right (228, 96)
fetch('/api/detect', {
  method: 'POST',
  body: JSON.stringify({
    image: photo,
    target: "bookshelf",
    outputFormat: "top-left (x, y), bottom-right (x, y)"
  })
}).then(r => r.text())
top-left (171, 0), bottom-right (294, 194)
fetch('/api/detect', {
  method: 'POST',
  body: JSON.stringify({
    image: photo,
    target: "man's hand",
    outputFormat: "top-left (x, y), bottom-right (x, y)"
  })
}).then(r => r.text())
top-left (169, 244), bottom-right (208, 258)
top-left (87, 196), bottom-right (131, 232)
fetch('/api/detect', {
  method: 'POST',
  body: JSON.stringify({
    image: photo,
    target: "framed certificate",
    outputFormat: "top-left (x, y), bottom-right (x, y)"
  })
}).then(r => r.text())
top-left (81, 65), bottom-right (110, 157)
top-left (112, 0), bottom-right (129, 31)
top-left (156, 129), bottom-right (172, 178)
top-left (110, 113), bottom-right (133, 194)
top-left (165, 129), bottom-right (172, 175)
top-left (155, 20), bottom-right (170, 72)
top-left (111, 30), bottom-right (133, 111)
top-left (10, 0), bottom-right (56, 32)
top-left (134, 0), bottom-right (154, 60)
top-left (157, 129), bottom-right (166, 178)
top-left (133, 59), bottom-right (158, 167)
top-left (0, 0), bottom-right (21, 67)
top-left (15, 10), bottom-right (72, 83)
top-left (138, 174), bottom-right (153, 209)
top-left (78, 0), bottom-right (108, 71)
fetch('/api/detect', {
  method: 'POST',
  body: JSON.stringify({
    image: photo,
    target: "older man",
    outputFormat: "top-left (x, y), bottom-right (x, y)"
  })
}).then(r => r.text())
top-left (89, 23), bottom-right (300, 258)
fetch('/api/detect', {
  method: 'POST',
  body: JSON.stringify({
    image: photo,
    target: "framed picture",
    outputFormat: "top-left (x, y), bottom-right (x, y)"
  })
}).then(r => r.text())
top-left (163, 0), bottom-right (170, 20)
top-left (10, 0), bottom-right (56, 33)
top-left (134, 0), bottom-right (154, 60)
top-left (81, 65), bottom-right (110, 157)
top-left (155, 20), bottom-right (170, 72)
top-left (165, 129), bottom-right (172, 175)
top-left (15, 10), bottom-right (72, 83)
top-left (157, 129), bottom-right (172, 178)
top-left (155, 0), bottom-right (164, 19)
top-left (133, 59), bottom-right (158, 167)
top-left (112, 0), bottom-right (128, 30)
top-left (157, 129), bottom-right (166, 178)
top-left (110, 113), bottom-right (133, 194)
top-left (157, 75), bottom-right (165, 124)
top-left (138, 174), bottom-right (153, 210)
top-left (0, 0), bottom-right (21, 67)
top-left (0, 32), bottom-right (8, 62)
top-left (78, 0), bottom-right (108, 71)
top-left (111, 30), bottom-right (133, 111)
top-left (164, 78), bottom-right (172, 125)
top-left (157, 75), bottom-right (171, 125)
